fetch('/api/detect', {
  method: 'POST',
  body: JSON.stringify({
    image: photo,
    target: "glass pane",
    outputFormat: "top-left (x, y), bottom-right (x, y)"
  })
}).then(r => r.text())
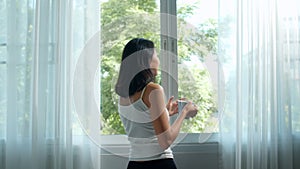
top-left (0, 0), bottom-right (7, 62)
top-left (0, 64), bottom-right (6, 138)
top-left (290, 37), bottom-right (300, 132)
top-left (16, 64), bottom-right (31, 137)
top-left (0, 47), bottom-right (7, 63)
top-left (100, 0), bottom-right (160, 135)
top-left (177, 0), bottom-right (219, 133)
top-left (46, 62), bottom-right (55, 138)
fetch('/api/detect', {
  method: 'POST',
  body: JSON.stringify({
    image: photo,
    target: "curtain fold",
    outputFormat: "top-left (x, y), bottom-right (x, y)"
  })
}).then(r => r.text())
top-left (0, 0), bottom-right (100, 169)
top-left (219, 0), bottom-right (300, 169)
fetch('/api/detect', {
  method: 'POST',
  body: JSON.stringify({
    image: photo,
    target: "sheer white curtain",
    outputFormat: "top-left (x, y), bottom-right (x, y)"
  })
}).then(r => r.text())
top-left (219, 0), bottom-right (300, 169)
top-left (0, 0), bottom-right (100, 169)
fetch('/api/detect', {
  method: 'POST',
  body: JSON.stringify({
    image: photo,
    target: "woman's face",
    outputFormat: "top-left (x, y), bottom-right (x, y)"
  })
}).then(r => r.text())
top-left (150, 50), bottom-right (160, 76)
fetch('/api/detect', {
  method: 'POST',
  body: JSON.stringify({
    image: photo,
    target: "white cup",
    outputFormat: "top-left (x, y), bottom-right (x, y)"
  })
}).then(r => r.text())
top-left (177, 100), bottom-right (188, 118)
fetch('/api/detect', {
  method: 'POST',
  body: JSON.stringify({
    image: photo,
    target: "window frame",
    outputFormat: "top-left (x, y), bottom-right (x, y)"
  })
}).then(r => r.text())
top-left (160, 0), bottom-right (178, 100)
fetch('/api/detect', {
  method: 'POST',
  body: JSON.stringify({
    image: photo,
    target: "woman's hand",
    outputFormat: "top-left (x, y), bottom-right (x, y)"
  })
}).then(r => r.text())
top-left (166, 96), bottom-right (178, 116)
top-left (182, 101), bottom-right (198, 118)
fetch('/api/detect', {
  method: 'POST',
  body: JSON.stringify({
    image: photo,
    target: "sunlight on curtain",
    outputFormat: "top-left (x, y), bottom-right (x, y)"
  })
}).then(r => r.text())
top-left (0, 0), bottom-right (100, 169)
top-left (219, 0), bottom-right (300, 169)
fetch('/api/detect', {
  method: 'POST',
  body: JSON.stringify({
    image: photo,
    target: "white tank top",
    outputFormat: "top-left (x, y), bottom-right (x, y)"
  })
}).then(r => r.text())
top-left (118, 86), bottom-right (173, 161)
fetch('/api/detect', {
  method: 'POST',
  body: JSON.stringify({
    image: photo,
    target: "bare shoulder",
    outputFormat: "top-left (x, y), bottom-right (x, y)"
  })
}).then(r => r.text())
top-left (146, 82), bottom-right (163, 91)
top-left (142, 82), bottom-right (164, 107)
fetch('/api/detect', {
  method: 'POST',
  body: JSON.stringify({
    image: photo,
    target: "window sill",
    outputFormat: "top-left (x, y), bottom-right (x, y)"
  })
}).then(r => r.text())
top-left (99, 133), bottom-right (219, 156)
top-left (100, 133), bottom-right (219, 145)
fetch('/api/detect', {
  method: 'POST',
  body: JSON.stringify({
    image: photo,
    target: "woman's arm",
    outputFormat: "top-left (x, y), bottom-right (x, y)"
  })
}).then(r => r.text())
top-left (143, 83), bottom-right (197, 150)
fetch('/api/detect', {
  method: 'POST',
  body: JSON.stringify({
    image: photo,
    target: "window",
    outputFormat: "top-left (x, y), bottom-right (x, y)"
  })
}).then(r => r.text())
top-left (100, 0), bottom-right (219, 135)
top-left (0, 45), bottom-right (6, 139)
top-left (0, 0), bottom-right (6, 139)
top-left (0, 1), bottom-right (102, 168)
top-left (167, 0), bottom-right (219, 133)
top-left (282, 17), bottom-right (300, 132)
top-left (0, 0), bottom-right (97, 139)
top-left (100, 0), bottom-right (161, 135)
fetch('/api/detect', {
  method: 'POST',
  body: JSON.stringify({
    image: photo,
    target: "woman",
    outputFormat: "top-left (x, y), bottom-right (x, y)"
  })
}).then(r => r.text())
top-left (115, 38), bottom-right (198, 169)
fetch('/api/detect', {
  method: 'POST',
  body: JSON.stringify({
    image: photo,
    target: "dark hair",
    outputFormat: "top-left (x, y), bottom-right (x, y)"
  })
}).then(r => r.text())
top-left (115, 38), bottom-right (155, 97)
